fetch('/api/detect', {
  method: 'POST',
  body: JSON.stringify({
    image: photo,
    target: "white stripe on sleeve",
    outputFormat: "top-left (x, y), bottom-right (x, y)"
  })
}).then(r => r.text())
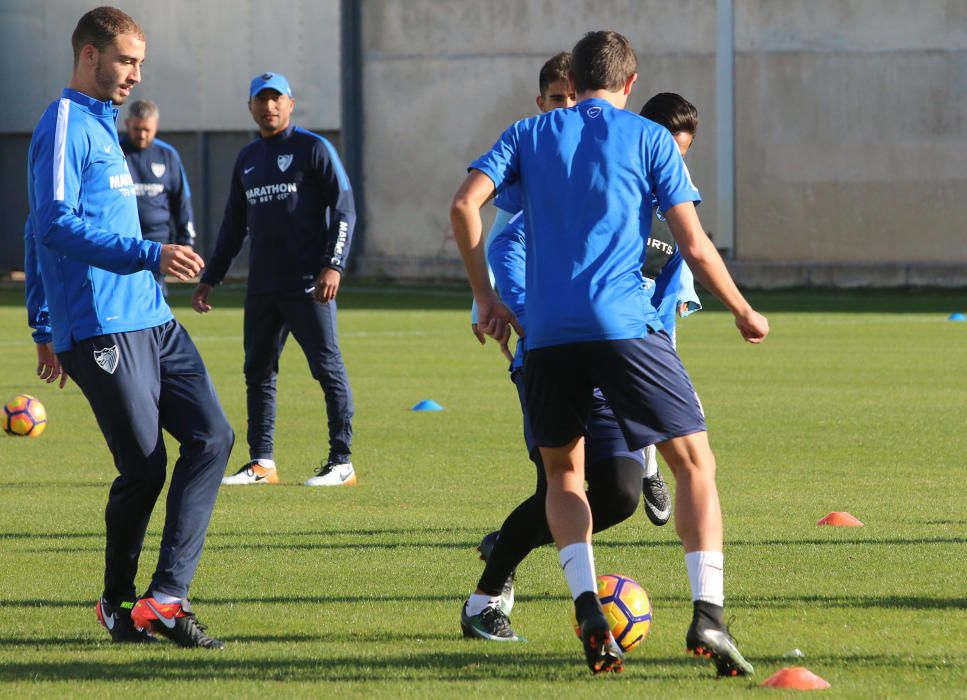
top-left (53, 98), bottom-right (70, 201)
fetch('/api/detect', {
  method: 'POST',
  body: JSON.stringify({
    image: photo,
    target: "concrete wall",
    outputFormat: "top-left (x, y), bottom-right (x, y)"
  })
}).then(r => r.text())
top-left (734, 0), bottom-right (967, 264)
top-left (356, 0), bottom-right (720, 278)
top-left (355, 0), bottom-right (967, 283)
top-left (0, 0), bottom-right (340, 273)
top-left (0, 0), bottom-right (341, 133)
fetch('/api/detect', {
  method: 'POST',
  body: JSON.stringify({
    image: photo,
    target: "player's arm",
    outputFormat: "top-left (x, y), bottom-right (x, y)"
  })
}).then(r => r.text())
top-left (469, 207), bottom-right (513, 341)
top-left (170, 151), bottom-right (197, 247)
top-left (193, 156), bottom-right (249, 312)
top-left (450, 170), bottom-right (522, 344)
top-left (310, 137), bottom-right (356, 303)
top-left (23, 218), bottom-right (67, 388)
top-left (29, 125), bottom-right (167, 276)
top-left (663, 203), bottom-right (768, 343)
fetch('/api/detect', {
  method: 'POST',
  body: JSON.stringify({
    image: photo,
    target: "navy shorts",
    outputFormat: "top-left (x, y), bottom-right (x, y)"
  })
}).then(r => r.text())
top-left (523, 333), bottom-right (706, 450)
top-left (512, 372), bottom-right (644, 466)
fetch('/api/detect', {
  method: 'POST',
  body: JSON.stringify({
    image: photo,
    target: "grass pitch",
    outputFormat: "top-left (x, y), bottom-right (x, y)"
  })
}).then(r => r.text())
top-left (0, 284), bottom-right (965, 698)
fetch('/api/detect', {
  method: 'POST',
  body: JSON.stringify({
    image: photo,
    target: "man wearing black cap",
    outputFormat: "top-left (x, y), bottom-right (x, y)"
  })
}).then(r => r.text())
top-left (193, 72), bottom-right (357, 487)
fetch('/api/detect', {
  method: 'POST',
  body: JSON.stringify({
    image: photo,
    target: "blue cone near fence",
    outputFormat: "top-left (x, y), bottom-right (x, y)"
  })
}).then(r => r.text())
top-left (412, 399), bottom-right (444, 411)
top-left (948, 313), bottom-right (966, 321)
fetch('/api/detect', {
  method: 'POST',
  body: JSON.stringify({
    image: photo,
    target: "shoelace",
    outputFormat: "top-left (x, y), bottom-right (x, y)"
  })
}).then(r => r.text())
top-left (314, 462), bottom-right (335, 477)
top-left (480, 605), bottom-right (511, 633)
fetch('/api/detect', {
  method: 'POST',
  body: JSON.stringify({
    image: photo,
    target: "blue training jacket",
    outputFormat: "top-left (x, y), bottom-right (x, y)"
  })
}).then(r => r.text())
top-left (121, 136), bottom-right (196, 246)
top-left (26, 88), bottom-right (170, 352)
top-left (202, 124), bottom-right (356, 294)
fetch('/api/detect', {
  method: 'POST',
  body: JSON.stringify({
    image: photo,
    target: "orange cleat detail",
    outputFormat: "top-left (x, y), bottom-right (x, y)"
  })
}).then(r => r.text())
top-left (131, 597), bottom-right (186, 631)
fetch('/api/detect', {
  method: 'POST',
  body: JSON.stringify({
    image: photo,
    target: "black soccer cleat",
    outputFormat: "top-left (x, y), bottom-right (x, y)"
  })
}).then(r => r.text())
top-left (131, 597), bottom-right (225, 650)
top-left (460, 601), bottom-right (522, 641)
top-left (476, 530), bottom-right (516, 614)
top-left (575, 590), bottom-right (623, 674)
top-left (96, 596), bottom-right (158, 644)
top-left (685, 601), bottom-right (754, 677)
top-left (641, 466), bottom-right (671, 526)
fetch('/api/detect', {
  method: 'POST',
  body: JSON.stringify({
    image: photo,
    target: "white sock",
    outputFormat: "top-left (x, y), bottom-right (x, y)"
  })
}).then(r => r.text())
top-left (685, 551), bottom-right (724, 606)
top-left (642, 445), bottom-right (658, 478)
top-left (254, 458), bottom-right (276, 469)
top-left (559, 542), bottom-right (597, 601)
top-left (465, 593), bottom-right (501, 616)
top-left (151, 592), bottom-right (182, 605)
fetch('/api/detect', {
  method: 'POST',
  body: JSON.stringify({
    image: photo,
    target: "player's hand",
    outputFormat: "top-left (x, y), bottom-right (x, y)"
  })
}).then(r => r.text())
top-left (735, 308), bottom-right (769, 344)
top-left (36, 342), bottom-right (68, 389)
top-left (312, 268), bottom-right (341, 303)
top-left (192, 283), bottom-right (213, 314)
top-left (476, 296), bottom-right (524, 344)
top-left (160, 244), bottom-right (205, 281)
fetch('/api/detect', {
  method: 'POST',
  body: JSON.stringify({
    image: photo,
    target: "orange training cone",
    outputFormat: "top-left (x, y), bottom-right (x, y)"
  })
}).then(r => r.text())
top-left (816, 512), bottom-right (863, 527)
top-left (761, 666), bottom-right (831, 690)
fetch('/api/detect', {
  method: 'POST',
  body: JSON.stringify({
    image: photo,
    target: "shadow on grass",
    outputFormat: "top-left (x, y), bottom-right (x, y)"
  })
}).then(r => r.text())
top-left (0, 650), bottom-right (711, 683)
top-left (0, 526), bottom-right (489, 540)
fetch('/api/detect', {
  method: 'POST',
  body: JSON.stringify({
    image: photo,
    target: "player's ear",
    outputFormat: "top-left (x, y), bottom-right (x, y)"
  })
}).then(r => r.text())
top-left (623, 72), bottom-right (638, 96)
top-left (536, 95), bottom-right (544, 111)
top-left (81, 44), bottom-right (98, 67)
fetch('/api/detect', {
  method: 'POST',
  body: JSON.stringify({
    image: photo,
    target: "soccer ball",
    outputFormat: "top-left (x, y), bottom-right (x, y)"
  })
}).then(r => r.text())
top-left (3, 394), bottom-right (47, 438)
top-left (572, 574), bottom-right (652, 651)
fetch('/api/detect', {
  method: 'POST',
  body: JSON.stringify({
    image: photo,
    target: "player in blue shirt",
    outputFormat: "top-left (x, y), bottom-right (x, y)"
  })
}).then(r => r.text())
top-left (25, 7), bottom-right (232, 649)
top-left (192, 72), bottom-right (357, 487)
top-left (121, 99), bottom-right (197, 296)
top-left (461, 92), bottom-right (703, 644)
top-left (451, 31), bottom-right (768, 675)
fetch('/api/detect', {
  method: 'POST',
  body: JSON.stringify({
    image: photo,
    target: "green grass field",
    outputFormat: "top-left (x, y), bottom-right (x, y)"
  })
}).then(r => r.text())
top-left (0, 284), bottom-right (965, 698)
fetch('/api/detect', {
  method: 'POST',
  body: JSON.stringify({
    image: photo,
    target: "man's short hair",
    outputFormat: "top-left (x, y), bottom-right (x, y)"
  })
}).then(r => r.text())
top-left (538, 52), bottom-right (572, 96)
top-left (71, 6), bottom-right (145, 66)
top-left (128, 99), bottom-right (159, 121)
top-left (640, 93), bottom-right (698, 136)
top-left (571, 31), bottom-right (637, 94)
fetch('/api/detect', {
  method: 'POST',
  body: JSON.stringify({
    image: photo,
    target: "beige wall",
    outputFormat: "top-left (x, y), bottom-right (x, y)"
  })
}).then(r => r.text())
top-left (356, 0), bottom-right (967, 281)
top-left (734, 0), bottom-right (967, 264)
top-left (357, 0), bottom-right (718, 277)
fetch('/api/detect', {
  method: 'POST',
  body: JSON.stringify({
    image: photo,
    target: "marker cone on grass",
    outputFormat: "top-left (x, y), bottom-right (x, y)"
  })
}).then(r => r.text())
top-left (816, 512), bottom-right (863, 527)
top-left (948, 313), bottom-right (966, 321)
top-left (412, 399), bottom-right (444, 411)
top-left (761, 666), bottom-right (830, 690)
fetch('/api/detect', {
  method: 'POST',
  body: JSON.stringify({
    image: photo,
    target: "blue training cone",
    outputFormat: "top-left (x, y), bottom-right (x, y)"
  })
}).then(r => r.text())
top-left (412, 399), bottom-right (444, 411)
top-left (948, 312), bottom-right (966, 321)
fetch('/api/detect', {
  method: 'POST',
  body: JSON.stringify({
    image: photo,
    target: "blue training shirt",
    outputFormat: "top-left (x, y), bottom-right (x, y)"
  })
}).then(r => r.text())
top-left (470, 98), bottom-right (701, 349)
top-left (489, 209), bottom-right (701, 370)
top-left (26, 88), bottom-right (170, 352)
top-left (493, 182), bottom-right (521, 214)
top-left (121, 136), bottom-right (196, 246)
top-left (202, 124), bottom-right (356, 295)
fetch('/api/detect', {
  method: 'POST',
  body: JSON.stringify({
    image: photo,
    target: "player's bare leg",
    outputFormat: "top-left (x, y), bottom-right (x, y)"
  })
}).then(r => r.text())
top-left (658, 432), bottom-right (753, 676)
top-left (542, 438), bottom-right (623, 673)
top-left (657, 432), bottom-right (722, 551)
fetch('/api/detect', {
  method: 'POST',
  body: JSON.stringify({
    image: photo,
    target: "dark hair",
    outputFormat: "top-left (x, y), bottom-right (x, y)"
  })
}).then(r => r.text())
top-left (538, 52), bottom-right (572, 96)
top-left (571, 31), bottom-right (637, 94)
top-left (71, 6), bottom-right (145, 65)
top-left (639, 92), bottom-right (698, 136)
